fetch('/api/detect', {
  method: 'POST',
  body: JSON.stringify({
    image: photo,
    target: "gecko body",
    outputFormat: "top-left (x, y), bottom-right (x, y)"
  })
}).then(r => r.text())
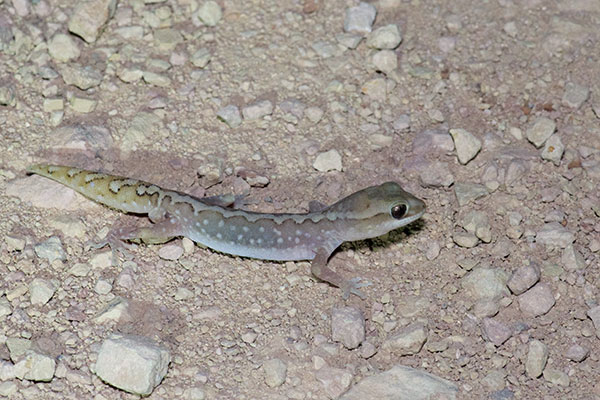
top-left (27, 164), bottom-right (426, 298)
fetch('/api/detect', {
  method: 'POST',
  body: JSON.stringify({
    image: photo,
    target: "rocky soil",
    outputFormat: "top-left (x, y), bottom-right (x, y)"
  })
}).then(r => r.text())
top-left (1, 0), bottom-right (600, 399)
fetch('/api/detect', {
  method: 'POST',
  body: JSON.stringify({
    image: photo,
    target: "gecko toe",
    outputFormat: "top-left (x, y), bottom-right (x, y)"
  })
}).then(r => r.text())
top-left (342, 277), bottom-right (370, 299)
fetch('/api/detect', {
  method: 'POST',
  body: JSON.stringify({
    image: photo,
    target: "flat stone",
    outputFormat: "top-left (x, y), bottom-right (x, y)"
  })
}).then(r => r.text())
top-left (68, 0), bottom-right (117, 43)
top-left (507, 263), bottom-right (540, 295)
top-left (541, 134), bottom-right (564, 166)
top-left (372, 50), bottom-right (397, 74)
top-left (454, 182), bottom-right (489, 207)
top-left (449, 128), bottom-right (482, 165)
top-left (263, 358), bottom-right (287, 388)
top-left (242, 100), bottom-right (273, 120)
top-left (190, 48), bottom-right (211, 68)
top-left (331, 307), bottom-right (365, 350)
top-left (419, 161), bottom-right (454, 188)
top-left (361, 78), bottom-right (387, 101)
top-left (94, 333), bottom-right (170, 396)
top-left (461, 267), bottom-right (509, 300)
top-left (316, 367), bottom-right (353, 399)
top-left (197, 0), bottom-right (222, 26)
top-left (340, 365), bottom-right (458, 400)
top-left (313, 149), bottom-right (342, 172)
top-left (482, 318), bottom-right (512, 346)
top-left (565, 344), bottom-right (589, 362)
top-left (48, 33), bottom-right (80, 62)
top-left (518, 283), bottom-right (555, 316)
top-left (527, 118), bottom-right (555, 148)
top-left (543, 368), bottom-right (570, 387)
top-left (344, 2), bottom-right (377, 33)
top-left (382, 323), bottom-right (428, 356)
top-left (366, 24), bottom-right (402, 49)
top-left (29, 278), bottom-right (56, 305)
top-left (14, 351), bottom-right (56, 382)
top-left (562, 82), bottom-right (589, 109)
top-left (536, 222), bottom-right (574, 248)
top-left (525, 340), bottom-right (548, 378)
top-left (34, 236), bottom-right (67, 263)
top-left (216, 105), bottom-right (242, 128)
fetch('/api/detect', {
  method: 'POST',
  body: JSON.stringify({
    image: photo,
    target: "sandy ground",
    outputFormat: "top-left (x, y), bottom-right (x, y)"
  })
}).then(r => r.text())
top-left (1, 0), bottom-right (600, 398)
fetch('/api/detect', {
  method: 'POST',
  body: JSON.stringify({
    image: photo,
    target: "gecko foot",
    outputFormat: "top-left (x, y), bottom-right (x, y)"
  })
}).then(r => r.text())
top-left (86, 226), bottom-right (137, 266)
top-left (341, 277), bottom-right (371, 300)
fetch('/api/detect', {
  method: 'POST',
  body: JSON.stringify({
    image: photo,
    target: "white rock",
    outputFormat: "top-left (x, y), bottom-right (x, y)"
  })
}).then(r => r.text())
top-left (29, 278), bottom-right (56, 305)
top-left (313, 149), bottom-right (342, 172)
top-left (94, 333), bottom-right (171, 396)
top-left (344, 2), bottom-right (377, 33)
top-left (366, 24), bottom-right (402, 49)
top-left (263, 358), bottom-right (287, 387)
top-left (197, 1), bottom-right (222, 26)
top-left (48, 34), bottom-right (81, 62)
top-left (449, 128), bottom-right (481, 165)
top-left (526, 118), bottom-right (555, 148)
top-left (541, 134), bottom-right (564, 166)
top-left (14, 351), bottom-right (56, 382)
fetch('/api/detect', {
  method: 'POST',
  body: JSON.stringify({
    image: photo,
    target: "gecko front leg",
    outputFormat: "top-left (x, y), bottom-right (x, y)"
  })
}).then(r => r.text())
top-left (310, 248), bottom-right (370, 299)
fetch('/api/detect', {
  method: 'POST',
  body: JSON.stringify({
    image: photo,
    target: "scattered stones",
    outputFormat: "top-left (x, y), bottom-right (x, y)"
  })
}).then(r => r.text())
top-left (48, 33), bottom-right (80, 62)
top-left (344, 2), bottom-right (377, 33)
top-left (340, 365), bottom-right (458, 400)
top-left (449, 128), bottom-right (482, 165)
top-left (217, 104), bottom-right (242, 128)
top-left (461, 267), bottom-right (509, 300)
top-left (454, 182), bottom-right (489, 207)
top-left (68, 0), bottom-right (117, 43)
top-left (482, 318), bottom-right (512, 346)
top-left (316, 367), bottom-right (353, 399)
top-left (242, 100), bottom-right (273, 120)
top-left (29, 278), bottom-right (56, 305)
top-left (263, 358), bottom-right (287, 387)
top-left (197, 1), bottom-right (222, 27)
top-left (313, 149), bottom-right (342, 172)
top-left (366, 24), bottom-right (402, 49)
top-left (525, 340), bottom-right (548, 378)
top-left (526, 118), bottom-right (555, 148)
top-left (536, 222), bottom-right (575, 248)
top-left (562, 82), bottom-right (589, 109)
top-left (507, 263), bottom-right (540, 295)
top-left (565, 344), bottom-right (589, 362)
top-left (94, 334), bottom-right (171, 396)
top-left (331, 307), bottom-right (365, 350)
top-left (58, 64), bottom-right (104, 90)
top-left (382, 323), bottom-right (428, 356)
top-left (541, 134), bottom-right (564, 166)
top-left (518, 283), bottom-right (555, 316)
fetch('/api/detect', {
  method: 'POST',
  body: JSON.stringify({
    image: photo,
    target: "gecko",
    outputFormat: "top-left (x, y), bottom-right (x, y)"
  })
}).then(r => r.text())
top-left (27, 164), bottom-right (426, 298)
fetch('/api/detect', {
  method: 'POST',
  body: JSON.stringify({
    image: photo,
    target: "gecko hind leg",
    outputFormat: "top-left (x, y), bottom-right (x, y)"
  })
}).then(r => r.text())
top-left (87, 217), bottom-right (186, 265)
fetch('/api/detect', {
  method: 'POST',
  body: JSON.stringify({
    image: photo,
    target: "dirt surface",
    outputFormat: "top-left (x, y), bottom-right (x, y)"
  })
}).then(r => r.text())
top-left (1, 0), bottom-right (600, 398)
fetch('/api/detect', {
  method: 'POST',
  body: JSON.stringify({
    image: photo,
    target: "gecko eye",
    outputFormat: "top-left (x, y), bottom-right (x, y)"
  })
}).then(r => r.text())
top-left (391, 204), bottom-right (408, 219)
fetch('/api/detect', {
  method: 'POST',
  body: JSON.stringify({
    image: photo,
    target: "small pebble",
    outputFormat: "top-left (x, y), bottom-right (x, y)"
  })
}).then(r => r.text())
top-left (541, 134), bottom-right (564, 166)
top-left (507, 263), bottom-right (540, 295)
top-left (562, 82), bottom-right (589, 109)
top-left (197, 1), bottom-right (222, 26)
top-left (482, 318), bottom-right (512, 346)
top-left (242, 100), bottom-right (273, 120)
top-left (331, 307), bottom-right (365, 350)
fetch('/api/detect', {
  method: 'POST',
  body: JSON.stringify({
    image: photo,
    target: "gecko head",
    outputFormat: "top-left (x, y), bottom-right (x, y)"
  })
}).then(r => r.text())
top-left (330, 182), bottom-right (426, 241)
